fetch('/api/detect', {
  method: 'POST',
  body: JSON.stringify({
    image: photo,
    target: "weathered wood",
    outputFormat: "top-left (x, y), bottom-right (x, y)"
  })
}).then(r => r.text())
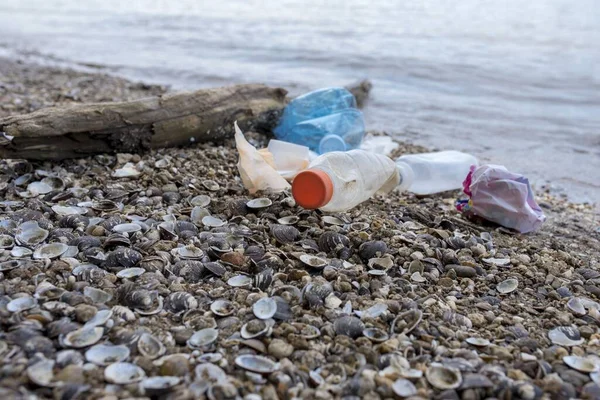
top-left (0, 84), bottom-right (287, 160)
top-left (0, 80), bottom-right (372, 161)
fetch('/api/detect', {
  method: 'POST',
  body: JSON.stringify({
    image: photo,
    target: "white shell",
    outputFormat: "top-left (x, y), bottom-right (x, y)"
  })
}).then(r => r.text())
top-left (33, 243), bottom-right (69, 259)
top-left (482, 257), bottom-right (511, 267)
top-left (410, 271), bottom-right (426, 282)
top-left (210, 299), bottom-right (235, 317)
top-left (85, 344), bottom-right (130, 366)
top-left (113, 223), bottom-right (142, 233)
top-left (392, 378), bottom-right (417, 397)
top-left (63, 327), bottom-right (104, 348)
top-left (191, 207), bottom-right (210, 224)
top-left (16, 223), bottom-right (49, 246)
top-left (299, 254), bottom-right (328, 269)
top-left (52, 205), bottom-right (88, 216)
top-left (83, 286), bottom-right (113, 304)
top-left (497, 278), bottom-right (518, 294)
top-left (277, 216), bottom-right (299, 225)
top-left (27, 358), bottom-right (57, 387)
top-left (0, 234), bottom-right (15, 249)
top-left (246, 198), bottom-right (272, 209)
top-left (187, 328), bottom-right (219, 349)
top-left (425, 364), bottom-right (462, 390)
top-left (548, 326), bottom-right (585, 346)
top-left (362, 327), bottom-right (389, 343)
top-left (241, 319), bottom-right (274, 339)
top-left (7, 296), bottom-right (37, 313)
top-left (567, 297), bottom-right (586, 316)
top-left (227, 275), bottom-right (253, 288)
top-left (563, 355), bottom-right (600, 373)
top-left (112, 165), bottom-right (141, 178)
top-left (321, 216), bottom-right (346, 226)
top-left (466, 337), bottom-right (491, 347)
top-left (116, 267), bottom-right (146, 279)
top-left (104, 362), bottom-right (146, 384)
top-left (138, 333), bottom-right (166, 359)
top-left (141, 376), bottom-right (181, 392)
top-left (84, 309), bottom-right (113, 328)
top-left (235, 355), bottom-right (279, 374)
top-left (202, 215), bottom-right (226, 227)
top-left (10, 246), bottom-right (33, 257)
top-left (176, 246), bottom-right (204, 259)
top-left (27, 181), bottom-right (52, 195)
top-left (368, 257), bottom-right (394, 270)
top-left (252, 297), bottom-right (277, 320)
top-left (62, 246), bottom-right (80, 258)
top-left (190, 195), bottom-right (211, 207)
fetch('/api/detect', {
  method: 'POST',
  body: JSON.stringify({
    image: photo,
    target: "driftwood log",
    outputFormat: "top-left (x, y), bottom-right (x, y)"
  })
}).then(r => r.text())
top-left (0, 80), bottom-right (371, 161)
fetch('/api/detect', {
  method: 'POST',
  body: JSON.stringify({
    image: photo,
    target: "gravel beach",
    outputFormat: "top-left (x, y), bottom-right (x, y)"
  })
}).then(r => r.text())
top-left (1, 57), bottom-right (599, 400)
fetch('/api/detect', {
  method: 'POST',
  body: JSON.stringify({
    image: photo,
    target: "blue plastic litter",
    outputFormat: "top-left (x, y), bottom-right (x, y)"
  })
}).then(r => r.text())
top-left (273, 87), bottom-right (365, 154)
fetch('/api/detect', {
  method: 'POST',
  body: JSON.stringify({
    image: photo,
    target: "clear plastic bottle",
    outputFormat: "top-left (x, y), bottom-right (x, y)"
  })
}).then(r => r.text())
top-left (273, 87), bottom-right (365, 154)
top-left (292, 150), bottom-right (399, 212)
top-left (395, 151), bottom-right (478, 195)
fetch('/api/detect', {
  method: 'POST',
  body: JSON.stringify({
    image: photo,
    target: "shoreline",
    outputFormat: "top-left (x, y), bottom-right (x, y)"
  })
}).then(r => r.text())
top-left (1, 56), bottom-right (599, 399)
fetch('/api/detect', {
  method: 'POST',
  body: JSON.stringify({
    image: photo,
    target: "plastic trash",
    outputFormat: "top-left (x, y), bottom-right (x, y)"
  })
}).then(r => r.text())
top-left (234, 122), bottom-right (290, 194)
top-left (359, 134), bottom-right (400, 156)
top-left (266, 139), bottom-right (310, 180)
top-left (291, 150), bottom-right (399, 212)
top-left (395, 151), bottom-right (479, 195)
top-left (456, 164), bottom-right (546, 233)
top-left (273, 87), bottom-right (365, 154)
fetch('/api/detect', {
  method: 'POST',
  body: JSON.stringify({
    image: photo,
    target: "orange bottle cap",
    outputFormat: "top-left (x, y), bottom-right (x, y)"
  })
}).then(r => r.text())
top-left (292, 169), bottom-right (334, 209)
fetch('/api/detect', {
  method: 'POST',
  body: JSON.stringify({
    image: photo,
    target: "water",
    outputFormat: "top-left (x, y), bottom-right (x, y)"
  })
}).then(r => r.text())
top-left (1, 0), bottom-right (598, 203)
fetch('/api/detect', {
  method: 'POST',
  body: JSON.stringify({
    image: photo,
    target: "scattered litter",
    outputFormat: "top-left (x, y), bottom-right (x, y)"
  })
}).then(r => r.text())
top-left (234, 122), bottom-right (290, 194)
top-left (456, 165), bottom-right (546, 233)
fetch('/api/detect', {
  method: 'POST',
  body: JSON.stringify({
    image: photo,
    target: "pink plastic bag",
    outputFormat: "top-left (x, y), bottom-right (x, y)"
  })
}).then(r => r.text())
top-left (456, 164), bottom-right (546, 233)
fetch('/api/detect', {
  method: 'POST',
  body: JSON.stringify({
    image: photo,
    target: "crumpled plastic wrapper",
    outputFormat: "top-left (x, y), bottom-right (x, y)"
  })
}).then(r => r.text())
top-left (234, 122), bottom-right (290, 194)
top-left (456, 164), bottom-right (546, 233)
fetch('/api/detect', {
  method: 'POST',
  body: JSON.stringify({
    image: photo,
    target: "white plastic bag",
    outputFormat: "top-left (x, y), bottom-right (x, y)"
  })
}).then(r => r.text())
top-left (234, 122), bottom-right (290, 194)
top-left (456, 164), bottom-right (546, 233)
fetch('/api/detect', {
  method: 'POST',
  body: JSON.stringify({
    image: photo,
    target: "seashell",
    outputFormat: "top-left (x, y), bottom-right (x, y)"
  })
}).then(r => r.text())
top-left (356, 303), bottom-right (388, 319)
top-left (442, 310), bottom-right (472, 329)
top-left (302, 281), bottom-right (334, 308)
top-left (221, 251), bottom-right (246, 267)
top-left (368, 269), bottom-right (387, 277)
top-left (254, 267), bottom-right (274, 291)
top-left (228, 274), bottom-right (253, 288)
top-left (548, 326), bottom-right (585, 346)
top-left (0, 259), bottom-right (25, 271)
top-left (298, 324), bottom-right (321, 340)
top-left (116, 282), bottom-right (155, 309)
top-left (567, 297), bottom-right (586, 316)
top-left (350, 222), bottom-right (369, 231)
top-left (113, 223), bottom-right (142, 234)
top-left (154, 158), bottom-right (171, 168)
top-left (253, 297), bottom-right (277, 320)
top-left (138, 333), bottom-right (166, 359)
top-left (70, 235), bottom-right (102, 251)
top-left (211, 299), bottom-right (235, 317)
top-left (202, 215), bottom-right (226, 227)
top-left (112, 165), bottom-right (141, 178)
top-left (194, 363), bottom-right (227, 386)
top-left (391, 309), bottom-right (423, 335)
top-left (592, 371), bottom-right (600, 385)
top-left (411, 271), bottom-right (426, 282)
top-left (92, 199), bottom-right (121, 212)
top-left (35, 282), bottom-right (65, 300)
top-left (104, 362), bottom-right (146, 384)
top-left (358, 240), bottom-right (387, 261)
top-left (112, 305), bottom-right (136, 323)
top-left (466, 337), bottom-right (490, 347)
top-left (16, 222), bottom-right (49, 247)
top-left (190, 195), bottom-right (211, 207)
top-left (0, 234), bottom-right (14, 249)
top-left (363, 327), bottom-right (389, 343)
top-left (299, 254), bottom-right (328, 270)
top-left (84, 309), bottom-right (113, 328)
top-left (187, 328), bottom-right (219, 349)
top-left (460, 373), bottom-right (494, 389)
top-left (52, 205), bottom-right (87, 216)
top-left (203, 261), bottom-right (226, 277)
top-left (158, 222), bottom-right (178, 240)
top-left (175, 245), bottom-right (204, 260)
top-left (246, 197), bottom-right (272, 209)
top-left (482, 257), bottom-right (511, 267)
top-left (63, 327), bottom-right (104, 348)
top-left (141, 376), bottom-right (181, 395)
top-left (62, 245), bottom-right (79, 258)
top-left (27, 358), bottom-right (57, 387)
top-left (116, 267), bottom-right (146, 279)
top-left (318, 231), bottom-right (350, 254)
top-left (83, 287), bottom-right (113, 304)
top-left (105, 247), bottom-right (143, 270)
top-left (42, 176), bottom-right (65, 191)
top-left (426, 364), bottom-right (462, 390)
top-left (235, 355), bottom-right (279, 374)
top-left (272, 297), bottom-right (293, 321)
top-left (497, 278), bottom-right (518, 294)
top-left (270, 224), bottom-right (299, 244)
top-left (10, 246), bottom-right (33, 257)
top-left (392, 378), bottom-right (417, 397)
top-left (171, 260), bottom-right (204, 282)
top-left (165, 292), bottom-right (198, 314)
top-left (322, 216), bottom-right (346, 226)
top-left (367, 257), bottom-right (394, 271)
top-left (202, 180), bottom-right (220, 191)
top-left (85, 344), bottom-right (130, 366)
top-left (563, 355), bottom-right (600, 373)
top-left (56, 349), bottom-right (85, 368)
top-left (190, 207), bottom-right (211, 225)
top-left (7, 296), bottom-right (38, 313)
top-left (33, 242), bottom-right (69, 259)
top-left (277, 215), bottom-right (299, 225)
top-left (27, 181), bottom-right (53, 195)
top-left (333, 316), bottom-right (365, 338)
top-left (324, 293), bottom-right (342, 309)
top-left (241, 319), bottom-right (274, 339)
